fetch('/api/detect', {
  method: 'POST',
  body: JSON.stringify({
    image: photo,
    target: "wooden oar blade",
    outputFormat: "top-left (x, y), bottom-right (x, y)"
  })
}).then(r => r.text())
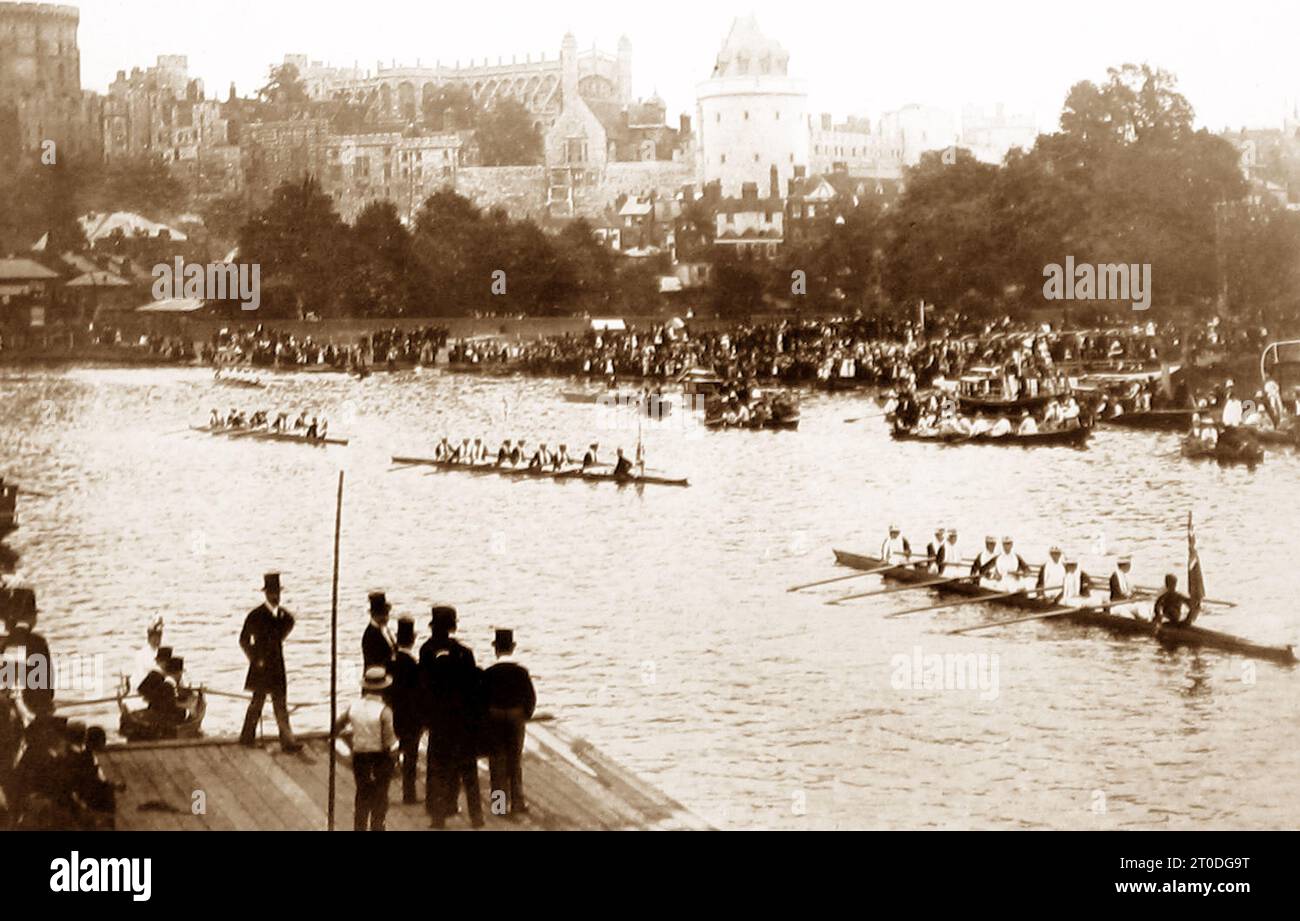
top-left (883, 587), bottom-right (1033, 619)
top-left (826, 573), bottom-right (970, 606)
top-left (947, 604), bottom-right (1092, 636)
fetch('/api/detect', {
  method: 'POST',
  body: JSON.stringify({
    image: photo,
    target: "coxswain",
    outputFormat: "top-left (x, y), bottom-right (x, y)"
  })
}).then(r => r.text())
top-left (496, 440), bottom-right (512, 466)
top-left (551, 444), bottom-right (572, 471)
top-left (528, 444), bottom-right (550, 471)
top-left (992, 536), bottom-right (1030, 591)
top-left (613, 448), bottom-right (634, 478)
top-left (1036, 546), bottom-right (1066, 594)
top-left (971, 535), bottom-right (1000, 585)
top-left (880, 525), bottom-right (911, 564)
top-left (926, 528), bottom-right (947, 574)
top-left (1107, 555), bottom-right (1142, 619)
top-left (1152, 574), bottom-right (1198, 627)
top-left (582, 443), bottom-right (600, 470)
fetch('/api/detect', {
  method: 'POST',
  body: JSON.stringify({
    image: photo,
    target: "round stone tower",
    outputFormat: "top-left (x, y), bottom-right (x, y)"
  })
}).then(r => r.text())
top-left (0, 3), bottom-right (82, 102)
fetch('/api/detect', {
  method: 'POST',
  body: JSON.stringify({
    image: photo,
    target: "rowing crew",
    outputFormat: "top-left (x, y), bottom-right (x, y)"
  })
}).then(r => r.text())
top-left (880, 526), bottom-right (1199, 626)
top-left (209, 408), bottom-right (329, 438)
top-left (433, 438), bottom-right (642, 478)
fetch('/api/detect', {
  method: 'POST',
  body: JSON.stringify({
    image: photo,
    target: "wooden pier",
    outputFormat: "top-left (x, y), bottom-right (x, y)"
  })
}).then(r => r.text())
top-left (98, 722), bottom-right (709, 831)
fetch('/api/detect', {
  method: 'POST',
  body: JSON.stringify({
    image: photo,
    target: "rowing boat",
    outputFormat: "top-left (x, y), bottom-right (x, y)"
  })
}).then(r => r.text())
top-left (889, 424), bottom-right (1089, 447)
top-left (1180, 432), bottom-right (1263, 465)
top-left (191, 425), bottom-right (349, 447)
top-left (1100, 409), bottom-right (1196, 432)
top-left (831, 550), bottom-right (1296, 665)
top-left (704, 414), bottom-right (800, 432)
top-left (392, 456), bottom-right (689, 488)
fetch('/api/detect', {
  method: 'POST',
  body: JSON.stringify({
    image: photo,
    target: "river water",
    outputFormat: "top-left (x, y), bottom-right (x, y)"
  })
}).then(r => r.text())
top-left (1, 365), bottom-right (1298, 830)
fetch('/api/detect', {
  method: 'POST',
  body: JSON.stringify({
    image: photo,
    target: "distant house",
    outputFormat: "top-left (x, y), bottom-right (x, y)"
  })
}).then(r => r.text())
top-left (79, 211), bottom-right (189, 245)
top-left (713, 181), bottom-right (784, 260)
top-left (785, 169), bottom-right (902, 244)
top-left (0, 258), bottom-right (63, 336)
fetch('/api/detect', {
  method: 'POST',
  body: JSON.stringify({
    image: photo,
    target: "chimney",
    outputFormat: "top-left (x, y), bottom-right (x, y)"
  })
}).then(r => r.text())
top-left (770, 164), bottom-right (780, 198)
top-left (821, 113), bottom-right (832, 131)
top-left (793, 164), bottom-right (807, 180)
top-left (832, 161), bottom-right (848, 175)
top-left (741, 181), bottom-right (759, 203)
top-left (679, 113), bottom-right (691, 137)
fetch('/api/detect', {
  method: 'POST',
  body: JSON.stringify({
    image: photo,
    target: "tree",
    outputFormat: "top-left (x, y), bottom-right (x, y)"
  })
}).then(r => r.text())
top-left (239, 177), bottom-right (350, 317)
top-left (95, 156), bottom-right (186, 217)
top-left (475, 99), bottom-right (542, 166)
top-left (258, 63), bottom-right (310, 115)
top-left (422, 85), bottom-right (480, 132)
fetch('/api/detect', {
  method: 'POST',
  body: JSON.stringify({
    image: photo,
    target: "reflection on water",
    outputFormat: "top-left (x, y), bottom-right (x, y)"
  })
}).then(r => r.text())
top-left (1, 365), bottom-right (1298, 829)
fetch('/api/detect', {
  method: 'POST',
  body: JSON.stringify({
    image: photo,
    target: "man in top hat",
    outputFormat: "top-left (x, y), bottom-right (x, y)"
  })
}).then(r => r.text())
top-left (362, 592), bottom-right (396, 670)
top-left (1108, 555), bottom-right (1143, 619)
top-left (333, 666), bottom-right (398, 831)
top-left (136, 646), bottom-right (173, 708)
top-left (389, 616), bottom-right (423, 804)
top-left (238, 572), bottom-right (302, 752)
top-left (482, 629), bottom-right (536, 818)
top-left (418, 605), bottom-right (483, 828)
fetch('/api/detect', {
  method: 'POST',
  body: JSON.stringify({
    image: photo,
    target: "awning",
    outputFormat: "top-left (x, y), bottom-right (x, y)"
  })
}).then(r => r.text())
top-left (590, 319), bottom-right (627, 332)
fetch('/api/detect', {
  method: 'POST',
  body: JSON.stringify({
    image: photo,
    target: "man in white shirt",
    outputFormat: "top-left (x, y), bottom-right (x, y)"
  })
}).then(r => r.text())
top-left (1220, 381), bottom-right (1243, 428)
top-left (880, 525), bottom-right (911, 564)
top-left (993, 537), bottom-right (1031, 591)
top-left (942, 529), bottom-right (964, 577)
top-left (1057, 558), bottom-right (1092, 607)
top-left (1036, 546), bottom-right (1066, 595)
top-left (1017, 412), bottom-right (1039, 436)
top-left (334, 666), bottom-right (399, 831)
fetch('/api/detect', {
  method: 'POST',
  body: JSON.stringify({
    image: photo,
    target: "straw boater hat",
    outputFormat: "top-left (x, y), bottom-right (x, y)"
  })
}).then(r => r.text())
top-left (362, 665), bottom-right (391, 692)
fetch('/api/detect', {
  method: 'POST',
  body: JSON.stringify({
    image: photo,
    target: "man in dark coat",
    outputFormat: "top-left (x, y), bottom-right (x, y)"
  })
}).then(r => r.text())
top-left (0, 589), bottom-right (55, 716)
top-left (482, 629), bottom-right (536, 817)
top-left (418, 605), bottom-right (483, 828)
top-left (238, 573), bottom-right (302, 752)
top-left (361, 591), bottom-right (396, 670)
top-left (389, 616), bottom-right (422, 804)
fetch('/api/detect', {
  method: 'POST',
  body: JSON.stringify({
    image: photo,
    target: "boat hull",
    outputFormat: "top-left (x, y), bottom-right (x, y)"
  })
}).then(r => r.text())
top-left (192, 425), bottom-right (349, 447)
top-left (831, 550), bottom-right (1296, 664)
top-left (890, 424), bottom-right (1090, 447)
top-left (118, 689), bottom-right (207, 742)
top-left (1102, 409), bottom-right (1195, 432)
top-left (392, 456), bottom-right (689, 488)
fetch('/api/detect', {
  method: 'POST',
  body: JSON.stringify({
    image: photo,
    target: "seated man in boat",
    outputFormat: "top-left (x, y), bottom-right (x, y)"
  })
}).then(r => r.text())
top-left (318, 416), bottom-right (329, 438)
top-left (496, 440), bottom-right (512, 466)
top-left (1059, 397), bottom-right (1082, 427)
top-left (1190, 415), bottom-right (1218, 449)
top-left (551, 444), bottom-right (572, 471)
top-left (1151, 574), bottom-right (1199, 628)
top-left (990, 536), bottom-right (1031, 591)
top-left (306, 416), bottom-right (319, 439)
top-left (880, 525), bottom-right (911, 564)
top-left (273, 411), bottom-right (289, 433)
top-left (1016, 411), bottom-right (1039, 436)
top-left (925, 528), bottom-right (947, 574)
top-left (971, 535), bottom-right (1000, 585)
top-left (1220, 382), bottom-right (1243, 428)
top-left (528, 444), bottom-right (551, 471)
top-left (135, 645), bottom-right (172, 699)
top-left (968, 416), bottom-right (993, 437)
top-left (1107, 555), bottom-right (1144, 619)
top-left (988, 415), bottom-right (1014, 438)
top-left (294, 411), bottom-right (309, 431)
top-left (942, 529), bottom-right (965, 577)
top-left (510, 440), bottom-right (525, 466)
top-left (613, 448), bottom-right (634, 478)
top-left (469, 438), bottom-right (488, 464)
top-left (209, 408), bottom-right (221, 428)
top-left (1036, 546), bottom-right (1066, 595)
top-left (458, 438), bottom-right (473, 463)
top-left (127, 616), bottom-right (166, 696)
top-left (1055, 558), bottom-right (1093, 607)
top-left (582, 443), bottom-right (600, 471)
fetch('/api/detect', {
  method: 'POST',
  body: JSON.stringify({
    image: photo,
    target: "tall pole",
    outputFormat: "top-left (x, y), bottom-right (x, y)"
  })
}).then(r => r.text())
top-left (327, 470), bottom-right (344, 831)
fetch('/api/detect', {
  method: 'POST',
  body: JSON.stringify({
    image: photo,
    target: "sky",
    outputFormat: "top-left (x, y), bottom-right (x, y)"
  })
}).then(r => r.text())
top-left (74, 0), bottom-right (1299, 133)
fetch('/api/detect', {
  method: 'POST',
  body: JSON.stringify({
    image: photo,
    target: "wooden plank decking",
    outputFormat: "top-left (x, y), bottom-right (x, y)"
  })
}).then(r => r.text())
top-left (98, 723), bottom-right (709, 831)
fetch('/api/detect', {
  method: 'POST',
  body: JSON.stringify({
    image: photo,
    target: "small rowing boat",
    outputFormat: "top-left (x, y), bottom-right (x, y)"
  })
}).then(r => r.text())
top-left (831, 550), bottom-right (1296, 665)
top-left (118, 688), bottom-right (207, 742)
top-left (1180, 431), bottom-right (1263, 466)
top-left (704, 413), bottom-right (800, 432)
top-left (889, 424), bottom-right (1089, 448)
top-left (1100, 409), bottom-right (1196, 432)
top-left (191, 425), bottom-right (349, 447)
top-left (392, 456), bottom-right (689, 488)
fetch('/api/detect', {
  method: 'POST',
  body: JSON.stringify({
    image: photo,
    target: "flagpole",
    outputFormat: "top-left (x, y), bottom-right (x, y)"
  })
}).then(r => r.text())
top-left (327, 470), bottom-right (344, 832)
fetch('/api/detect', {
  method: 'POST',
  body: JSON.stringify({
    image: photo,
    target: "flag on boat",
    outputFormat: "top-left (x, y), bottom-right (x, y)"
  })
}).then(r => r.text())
top-left (1187, 511), bottom-right (1205, 612)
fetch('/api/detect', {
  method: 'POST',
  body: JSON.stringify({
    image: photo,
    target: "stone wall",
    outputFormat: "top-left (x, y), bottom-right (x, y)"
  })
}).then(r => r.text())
top-left (451, 166), bottom-right (548, 219)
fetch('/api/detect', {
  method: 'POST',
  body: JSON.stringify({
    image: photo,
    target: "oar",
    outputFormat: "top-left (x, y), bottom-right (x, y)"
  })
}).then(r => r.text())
top-left (884, 585), bottom-right (1039, 619)
top-left (948, 603), bottom-right (1099, 635)
top-left (13, 485), bottom-right (54, 499)
top-left (787, 562), bottom-right (911, 593)
top-left (844, 413), bottom-right (887, 424)
top-left (827, 573), bottom-right (971, 605)
top-left (1132, 585), bottom-right (1236, 608)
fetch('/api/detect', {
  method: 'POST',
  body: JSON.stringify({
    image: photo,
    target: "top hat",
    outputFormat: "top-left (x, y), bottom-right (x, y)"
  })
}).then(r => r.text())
top-left (262, 573), bottom-right (282, 594)
top-left (493, 628), bottom-right (515, 652)
top-left (155, 646), bottom-right (174, 663)
top-left (362, 665), bottom-right (392, 691)
top-left (395, 616), bottom-right (416, 648)
top-left (165, 656), bottom-right (184, 674)
top-left (430, 605), bottom-right (457, 630)
top-left (368, 592), bottom-right (390, 617)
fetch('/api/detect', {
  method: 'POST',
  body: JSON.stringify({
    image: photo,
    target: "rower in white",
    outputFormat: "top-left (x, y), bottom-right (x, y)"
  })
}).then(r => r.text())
top-left (971, 535), bottom-right (1000, 587)
top-left (1056, 558), bottom-right (1093, 607)
top-left (942, 529), bottom-right (964, 577)
top-left (1036, 545), bottom-right (1066, 594)
top-left (880, 525), bottom-right (912, 564)
top-left (992, 536), bottom-right (1031, 592)
top-left (925, 528), bottom-right (947, 574)
top-left (1107, 555), bottom-right (1143, 619)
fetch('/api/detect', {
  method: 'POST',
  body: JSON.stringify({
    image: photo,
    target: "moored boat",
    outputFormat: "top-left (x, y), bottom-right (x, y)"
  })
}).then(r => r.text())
top-left (392, 456), bottom-right (689, 488)
top-left (830, 550), bottom-right (1296, 665)
top-left (117, 688), bottom-right (207, 742)
top-left (1180, 430), bottom-right (1263, 465)
top-left (1101, 409), bottom-right (1196, 432)
top-left (890, 423), bottom-right (1089, 447)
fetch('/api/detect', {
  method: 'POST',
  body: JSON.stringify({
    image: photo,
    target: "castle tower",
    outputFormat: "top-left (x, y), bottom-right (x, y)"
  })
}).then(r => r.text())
top-left (617, 34), bottom-right (633, 106)
top-left (560, 32), bottom-right (578, 108)
top-left (0, 3), bottom-right (94, 163)
top-left (695, 15), bottom-right (808, 198)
